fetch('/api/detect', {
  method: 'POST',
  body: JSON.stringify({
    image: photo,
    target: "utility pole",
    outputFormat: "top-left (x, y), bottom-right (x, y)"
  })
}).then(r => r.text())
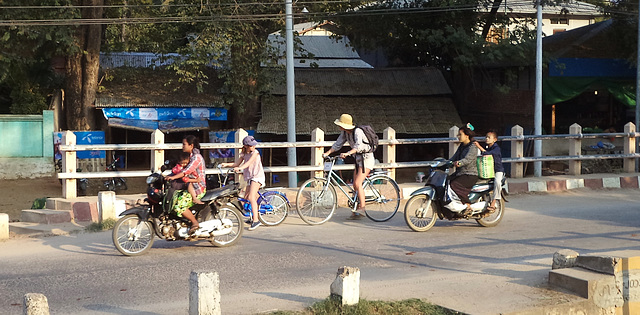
top-left (285, 0), bottom-right (298, 188)
top-left (534, 0), bottom-right (543, 177)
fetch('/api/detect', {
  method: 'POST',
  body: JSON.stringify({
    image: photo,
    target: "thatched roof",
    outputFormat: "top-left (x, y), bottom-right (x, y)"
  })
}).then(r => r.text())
top-left (269, 67), bottom-right (452, 96)
top-left (259, 67), bottom-right (460, 135)
top-left (258, 95), bottom-right (462, 135)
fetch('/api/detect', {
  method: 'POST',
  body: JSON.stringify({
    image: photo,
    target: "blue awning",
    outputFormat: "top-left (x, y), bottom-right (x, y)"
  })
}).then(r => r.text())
top-left (102, 107), bottom-right (227, 121)
top-left (108, 118), bottom-right (209, 132)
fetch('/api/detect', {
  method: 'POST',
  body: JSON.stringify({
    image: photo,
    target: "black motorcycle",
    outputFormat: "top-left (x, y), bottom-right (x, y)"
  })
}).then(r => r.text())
top-left (112, 163), bottom-right (244, 256)
top-left (103, 155), bottom-right (127, 191)
top-left (404, 158), bottom-right (507, 232)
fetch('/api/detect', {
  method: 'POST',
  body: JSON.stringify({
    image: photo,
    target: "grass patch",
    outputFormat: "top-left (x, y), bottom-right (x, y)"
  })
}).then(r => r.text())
top-left (270, 298), bottom-right (463, 315)
top-left (85, 218), bottom-right (117, 232)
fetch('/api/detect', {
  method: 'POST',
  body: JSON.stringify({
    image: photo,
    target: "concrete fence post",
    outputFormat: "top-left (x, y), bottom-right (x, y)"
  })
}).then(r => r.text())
top-left (624, 122), bottom-right (636, 173)
top-left (234, 129), bottom-right (248, 184)
top-left (311, 128), bottom-right (325, 179)
top-left (330, 266), bottom-right (360, 306)
top-left (511, 125), bottom-right (524, 178)
top-left (23, 293), bottom-right (49, 315)
top-left (61, 131), bottom-right (77, 199)
top-left (0, 213), bottom-right (8, 240)
top-left (568, 123), bottom-right (582, 175)
top-left (448, 126), bottom-right (459, 158)
top-left (98, 191), bottom-right (116, 222)
top-left (151, 129), bottom-right (165, 172)
top-left (383, 127), bottom-right (396, 180)
top-left (189, 271), bottom-right (221, 315)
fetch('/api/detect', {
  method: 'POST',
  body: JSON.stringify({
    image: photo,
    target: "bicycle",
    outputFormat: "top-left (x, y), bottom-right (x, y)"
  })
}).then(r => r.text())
top-left (296, 156), bottom-right (401, 225)
top-left (215, 164), bottom-right (290, 226)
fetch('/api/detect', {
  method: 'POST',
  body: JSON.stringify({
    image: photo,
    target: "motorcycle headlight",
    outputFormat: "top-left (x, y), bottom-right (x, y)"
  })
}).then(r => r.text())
top-left (146, 175), bottom-right (157, 184)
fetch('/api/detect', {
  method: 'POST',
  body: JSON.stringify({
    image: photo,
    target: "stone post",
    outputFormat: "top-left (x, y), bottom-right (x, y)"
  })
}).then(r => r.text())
top-left (383, 127), bottom-right (396, 180)
top-left (98, 191), bottom-right (116, 223)
top-left (189, 271), bottom-right (221, 315)
top-left (0, 213), bottom-right (8, 240)
top-left (568, 124), bottom-right (582, 175)
top-left (448, 126), bottom-right (459, 158)
top-left (23, 293), bottom-right (49, 315)
top-left (511, 125), bottom-right (524, 178)
top-left (61, 131), bottom-right (77, 199)
top-left (311, 128), bottom-right (325, 179)
top-left (151, 129), bottom-right (165, 172)
top-left (552, 249), bottom-right (579, 269)
top-left (624, 122), bottom-right (636, 173)
top-left (330, 266), bottom-right (360, 305)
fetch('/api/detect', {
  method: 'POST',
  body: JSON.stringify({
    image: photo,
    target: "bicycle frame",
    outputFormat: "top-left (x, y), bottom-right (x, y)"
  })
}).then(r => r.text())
top-left (322, 157), bottom-right (390, 211)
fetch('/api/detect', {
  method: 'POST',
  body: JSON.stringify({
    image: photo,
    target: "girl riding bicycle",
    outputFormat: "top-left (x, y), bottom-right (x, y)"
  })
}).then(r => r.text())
top-left (220, 135), bottom-right (265, 230)
top-left (322, 114), bottom-right (374, 220)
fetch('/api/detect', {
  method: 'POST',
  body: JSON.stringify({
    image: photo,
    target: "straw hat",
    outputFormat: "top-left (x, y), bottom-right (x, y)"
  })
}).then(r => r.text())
top-left (334, 114), bottom-right (355, 130)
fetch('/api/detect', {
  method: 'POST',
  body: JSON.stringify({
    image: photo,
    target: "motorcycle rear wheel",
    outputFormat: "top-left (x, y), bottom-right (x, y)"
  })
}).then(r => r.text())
top-left (404, 194), bottom-right (438, 232)
top-left (201, 206), bottom-right (243, 247)
top-left (112, 214), bottom-right (155, 256)
top-left (476, 193), bottom-right (504, 227)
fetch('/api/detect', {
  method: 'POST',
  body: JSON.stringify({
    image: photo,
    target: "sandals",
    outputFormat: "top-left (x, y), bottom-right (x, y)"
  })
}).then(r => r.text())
top-left (189, 224), bottom-right (200, 234)
top-left (347, 212), bottom-right (364, 220)
top-left (486, 205), bottom-right (496, 214)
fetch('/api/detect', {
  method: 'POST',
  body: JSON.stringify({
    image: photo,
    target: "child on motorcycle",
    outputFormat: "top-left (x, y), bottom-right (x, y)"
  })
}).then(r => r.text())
top-left (220, 135), bottom-right (265, 231)
top-left (171, 152), bottom-right (204, 204)
top-left (475, 130), bottom-right (504, 213)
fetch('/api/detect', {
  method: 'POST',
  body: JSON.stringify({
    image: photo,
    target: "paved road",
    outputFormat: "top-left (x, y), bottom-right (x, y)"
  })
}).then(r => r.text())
top-left (2, 188), bottom-right (640, 315)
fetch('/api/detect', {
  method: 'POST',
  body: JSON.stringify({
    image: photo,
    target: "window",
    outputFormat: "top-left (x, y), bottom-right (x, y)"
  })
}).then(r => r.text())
top-left (550, 18), bottom-right (569, 24)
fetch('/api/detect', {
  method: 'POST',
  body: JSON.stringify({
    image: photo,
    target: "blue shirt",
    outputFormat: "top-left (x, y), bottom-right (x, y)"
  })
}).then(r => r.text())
top-left (481, 143), bottom-right (504, 173)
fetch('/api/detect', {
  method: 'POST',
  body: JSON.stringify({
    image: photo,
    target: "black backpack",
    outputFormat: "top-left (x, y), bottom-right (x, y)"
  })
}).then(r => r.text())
top-left (355, 125), bottom-right (379, 153)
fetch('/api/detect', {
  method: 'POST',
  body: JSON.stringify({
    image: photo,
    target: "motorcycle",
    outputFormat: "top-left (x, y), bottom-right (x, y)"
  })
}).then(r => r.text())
top-left (404, 158), bottom-right (508, 232)
top-left (112, 162), bottom-right (244, 256)
top-left (103, 155), bottom-right (127, 191)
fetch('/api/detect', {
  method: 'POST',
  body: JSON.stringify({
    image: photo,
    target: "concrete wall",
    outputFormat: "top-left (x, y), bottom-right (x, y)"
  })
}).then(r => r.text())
top-left (0, 110), bottom-right (55, 179)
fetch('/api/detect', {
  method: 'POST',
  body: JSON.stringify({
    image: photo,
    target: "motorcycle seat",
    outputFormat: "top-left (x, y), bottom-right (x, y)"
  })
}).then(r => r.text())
top-left (201, 184), bottom-right (238, 202)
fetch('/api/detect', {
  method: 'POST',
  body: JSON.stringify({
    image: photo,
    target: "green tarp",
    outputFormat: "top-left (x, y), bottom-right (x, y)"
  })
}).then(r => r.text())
top-left (543, 77), bottom-right (636, 107)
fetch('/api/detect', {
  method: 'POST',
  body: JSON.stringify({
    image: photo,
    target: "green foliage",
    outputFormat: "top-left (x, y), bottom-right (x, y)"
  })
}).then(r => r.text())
top-left (31, 197), bottom-right (48, 210)
top-left (269, 298), bottom-right (461, 315)
top-left (85, 218), bottom-right (116, 232)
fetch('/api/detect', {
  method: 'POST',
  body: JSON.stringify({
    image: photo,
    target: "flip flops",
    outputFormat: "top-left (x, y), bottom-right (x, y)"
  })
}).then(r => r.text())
top-left (486, 205), bottom-right (496, 213)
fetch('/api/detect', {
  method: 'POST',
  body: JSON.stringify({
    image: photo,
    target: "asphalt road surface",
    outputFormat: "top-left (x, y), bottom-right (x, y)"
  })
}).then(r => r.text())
top-left (2, 188), bottom-right (640, 315)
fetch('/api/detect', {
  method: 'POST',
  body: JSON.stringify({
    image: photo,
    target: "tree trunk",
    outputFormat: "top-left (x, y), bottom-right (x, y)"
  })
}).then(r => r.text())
top-left (481, 0), bottom-right (504, 41)
top-left (64, 0), bottom-right (104, 131)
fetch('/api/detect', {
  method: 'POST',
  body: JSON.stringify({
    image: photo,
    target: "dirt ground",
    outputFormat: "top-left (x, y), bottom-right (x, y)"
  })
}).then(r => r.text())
top-left (2, 177), bottom-right (148, 222)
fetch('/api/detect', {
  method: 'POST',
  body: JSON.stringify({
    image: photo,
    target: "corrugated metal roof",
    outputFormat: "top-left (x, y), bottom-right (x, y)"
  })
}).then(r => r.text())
top-left (267, 34), bottom-right (363, 59)
top-left (478, 0), bottom-right (601, 15)
top-left (269, 67), bottom-right (451, 96)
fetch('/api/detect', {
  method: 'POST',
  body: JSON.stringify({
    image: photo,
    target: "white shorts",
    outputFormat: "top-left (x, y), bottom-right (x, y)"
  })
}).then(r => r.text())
top-left (247, 177), bottom-right (265, 188)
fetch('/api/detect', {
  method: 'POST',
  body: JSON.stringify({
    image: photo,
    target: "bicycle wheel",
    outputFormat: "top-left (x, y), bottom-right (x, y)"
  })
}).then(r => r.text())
top-left (363, 175), bottom-right (401, 222)
top-left (258, 191), bottom-right (289, 226)
top-left (296, 178), bottom-right (337, 225)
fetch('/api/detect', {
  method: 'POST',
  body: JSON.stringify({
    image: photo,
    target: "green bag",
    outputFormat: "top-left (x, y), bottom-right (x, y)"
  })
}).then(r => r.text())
top-left (477, 155), bottom-right (495, 179)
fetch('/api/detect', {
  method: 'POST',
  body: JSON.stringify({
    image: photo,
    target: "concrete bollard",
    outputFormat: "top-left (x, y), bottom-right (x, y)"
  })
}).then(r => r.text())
top-left (0, 213), bottom-right (9, 240)
top-left (330, 266), bottom-right (360, 305)
top-left (189, 271), bottom-right (221, 315)
top-left (552, 249), bottom-right (580, 269)
top-left (23, 293), bottom-right (49, 315)
top-left (98, 191), bottom-right (116, 223)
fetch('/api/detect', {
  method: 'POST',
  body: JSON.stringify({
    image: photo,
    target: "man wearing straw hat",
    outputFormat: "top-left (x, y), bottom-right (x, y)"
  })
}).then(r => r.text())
top-left (322, 114), bottom-right (374, 219)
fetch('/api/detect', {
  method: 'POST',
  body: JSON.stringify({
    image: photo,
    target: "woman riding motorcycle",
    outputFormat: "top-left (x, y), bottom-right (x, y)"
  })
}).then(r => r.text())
top-left (448, 124), bottom-right (479, 214)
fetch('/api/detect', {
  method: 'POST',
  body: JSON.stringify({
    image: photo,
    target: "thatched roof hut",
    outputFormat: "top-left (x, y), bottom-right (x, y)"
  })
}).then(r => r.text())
top-left (258, 67), bottom-right (462, 135)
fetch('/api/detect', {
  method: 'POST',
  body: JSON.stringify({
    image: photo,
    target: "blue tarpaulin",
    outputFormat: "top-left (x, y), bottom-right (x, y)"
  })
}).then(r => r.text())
top-left (102, 107), bottom-right (227, 121)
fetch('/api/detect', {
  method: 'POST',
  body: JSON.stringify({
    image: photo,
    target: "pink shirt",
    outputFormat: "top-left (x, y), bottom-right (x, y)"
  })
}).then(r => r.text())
top-left (241, 150), bottom-right (265, 183)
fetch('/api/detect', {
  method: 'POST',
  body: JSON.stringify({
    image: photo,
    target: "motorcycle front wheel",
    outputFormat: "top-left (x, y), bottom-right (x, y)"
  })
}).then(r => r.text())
top-left (476, 193), bottom-right (505, 227)
top-left (112, 214), bottom-right (155, 256)
top-left (404, 194), bottom-right (438, 232)
top-left (202, 206), bottom-right (243, 247)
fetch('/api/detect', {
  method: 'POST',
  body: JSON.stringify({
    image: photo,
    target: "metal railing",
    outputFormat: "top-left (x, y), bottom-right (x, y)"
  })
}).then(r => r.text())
top-left (57, 123), bottom-right (640, 198)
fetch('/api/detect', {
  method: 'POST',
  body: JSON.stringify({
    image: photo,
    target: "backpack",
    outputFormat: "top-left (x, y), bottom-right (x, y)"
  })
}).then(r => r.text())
top-left (355, 125), bottom-right (379, 153)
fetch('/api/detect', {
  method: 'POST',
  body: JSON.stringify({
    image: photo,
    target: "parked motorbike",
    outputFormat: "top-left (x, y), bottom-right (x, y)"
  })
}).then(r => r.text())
top-left (103, 155), bottom-right (127, 191)
top-left (112, 162), bottom-right (244, 256)
top-left (404, 158), bottom-right (507, 232)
